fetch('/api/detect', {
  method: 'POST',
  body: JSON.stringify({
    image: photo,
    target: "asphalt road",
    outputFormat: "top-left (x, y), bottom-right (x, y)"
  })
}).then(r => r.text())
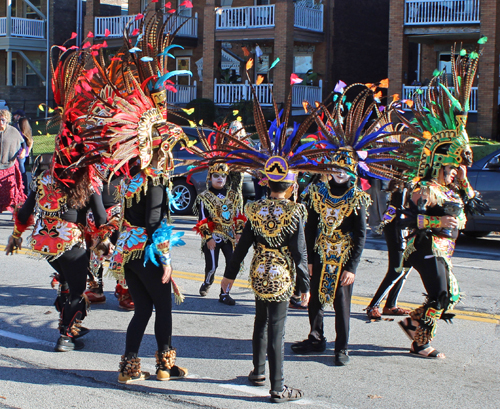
top-left (0, 213), bottom-right (499, 409)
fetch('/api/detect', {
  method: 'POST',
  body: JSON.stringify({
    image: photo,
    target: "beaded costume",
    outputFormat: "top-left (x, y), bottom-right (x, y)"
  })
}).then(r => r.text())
top-left (394, 44), bottom-right (487, 353)
top-left (292, 81), bottom-right (412, 360)
top-left (304, 181), bottom-right (371, 307)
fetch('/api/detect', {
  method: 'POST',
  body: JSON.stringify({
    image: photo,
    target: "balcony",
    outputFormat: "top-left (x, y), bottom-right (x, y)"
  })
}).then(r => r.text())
top-left (216, 3), bottom-right (323, 32)
top-left (402, 85), bottom-right (478, 112)
top-left (405, 0), bottom-right (480, 25)
top-left (0, 17), bottom-right (45, 38)
top-left (168, 82), bottom-right (197, 105)
top-left (292, 81), bottom-right (323, 108)
top-left (214, 80), bottom-right (323, 111)
top-left (214, 80), bottom-right (273, 106)
top-left (95, 13), bottom-right (198, 38)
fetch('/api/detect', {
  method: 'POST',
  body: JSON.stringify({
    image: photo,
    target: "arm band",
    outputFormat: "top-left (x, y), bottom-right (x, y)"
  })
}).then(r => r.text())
top-left (417, 214), bottom-right (442, 229)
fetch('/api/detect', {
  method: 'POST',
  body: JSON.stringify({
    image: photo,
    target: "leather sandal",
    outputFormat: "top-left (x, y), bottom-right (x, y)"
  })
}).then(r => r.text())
top-left (383, 306), bottom-right (411, 315)
top-left (248, 370), bottom-right (265, 386)
top-left (366, 307), bottom-right (382, 320)
top-left (270, 385), bottom-right (304, 403)
top-left (410, 342), bottom-right (445, 359)
top-left (398, 317), bottom-right (417, 341)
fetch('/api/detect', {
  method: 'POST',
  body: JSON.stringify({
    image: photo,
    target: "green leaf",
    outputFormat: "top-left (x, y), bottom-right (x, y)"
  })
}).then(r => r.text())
top-left (477, 36), bottom-right (488, 45)
top-left (460, 49), bottom-right (467, 56)
top-left (433, 69), bottom-right (442, 77)
top-left (470, 51), bottom-right (479, 59)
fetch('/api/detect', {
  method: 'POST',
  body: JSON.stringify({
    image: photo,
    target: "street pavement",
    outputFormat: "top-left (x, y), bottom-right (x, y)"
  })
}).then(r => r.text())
top-left (0, 212), bottom-right (499, 409)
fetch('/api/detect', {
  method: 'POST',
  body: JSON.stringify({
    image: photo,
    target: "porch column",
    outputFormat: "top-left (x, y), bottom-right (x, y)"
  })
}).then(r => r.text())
top-left (476, 1), bottom-right (500, 139)
top-left (202, 0), bottom-right (221, 101)
top-left (128, 0), bottom-right (142, 15)
top-left (83, 0), bottom-right (100, 42)
top-left (387, 0), bottom-right (407, 100)
top-left (273, 0), bottom-right (294, 105)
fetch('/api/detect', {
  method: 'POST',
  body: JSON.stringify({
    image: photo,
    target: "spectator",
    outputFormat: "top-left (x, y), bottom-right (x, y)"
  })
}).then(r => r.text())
top-left (17, 116), bottom-right (33, 194)
top-left (0, 109), bottom-right (26, 212)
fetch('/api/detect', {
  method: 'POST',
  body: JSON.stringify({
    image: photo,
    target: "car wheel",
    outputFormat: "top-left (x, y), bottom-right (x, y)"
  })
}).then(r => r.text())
top-left (462, 231), bottom-right (491, 238)
top-left (171, 180), bottom-right (197, 215)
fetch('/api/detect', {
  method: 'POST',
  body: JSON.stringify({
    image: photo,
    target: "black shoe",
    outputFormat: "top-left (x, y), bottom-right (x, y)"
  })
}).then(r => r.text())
top-left (291, 338), bottom-right (326, 354)
top-left (289, 296), bottom-right (307, 310)
top-left (55, 335), bottom-right (84, 352)
top-left (334, 350), bottom-right (350, 366)
top-left (219, 292), bottom-right (236, 305)
top-left (199, 283), bottom-right (211, 297)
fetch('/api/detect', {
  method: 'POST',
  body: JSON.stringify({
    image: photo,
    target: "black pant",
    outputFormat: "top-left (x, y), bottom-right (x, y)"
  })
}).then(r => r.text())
top-left (48, 245), bottom-right (89, 332)
top-left (203, 240), bottom-right (233, 285)
top-left (253, 299), bottom-right (288, 392)
top-left (308, 256), bottom-right (353, 353)
top-left (405, 236), bottom-right (449, 304)
top-left (368, 220), bottom-right (408, 309)
top-left (124, 257), bottom-right (172, 354)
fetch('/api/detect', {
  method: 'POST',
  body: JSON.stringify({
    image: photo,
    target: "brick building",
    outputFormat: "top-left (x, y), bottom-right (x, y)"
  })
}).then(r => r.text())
top-left (388, 0), bottom-right (500, 139)
top-left (0, 0), bottom-right (78, 116)
top-left (1, 0), bottom-right (391, 118)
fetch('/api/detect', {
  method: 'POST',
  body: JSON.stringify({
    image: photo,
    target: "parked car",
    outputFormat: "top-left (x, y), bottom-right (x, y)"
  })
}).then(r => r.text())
top-left (462, 148), bottom-right (500, 237)
top-left (170, 126), bottom-right (255, 215)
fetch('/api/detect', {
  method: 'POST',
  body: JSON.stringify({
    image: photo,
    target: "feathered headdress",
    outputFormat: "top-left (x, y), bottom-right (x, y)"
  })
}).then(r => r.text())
top-left (80, 10), bottom-right (192, 178)
top-left (394, 42), bottom-right (484, 180)
top-left (305, 81), bottom-right (415, 182)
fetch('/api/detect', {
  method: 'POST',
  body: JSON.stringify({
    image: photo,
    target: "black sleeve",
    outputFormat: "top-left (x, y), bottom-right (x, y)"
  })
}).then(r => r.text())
top-left (289, 216), bottom-right (310, 293)
top-left (146, 183), bottom-right (166, 237)
top-left (89, 192), bottom-right (107, 228)
top-left (304, 202), bottom-right (319, 264)
top-left (343, 204), bottom-right (367, 274)
top-left (17, 190), bottom-right (37, 224)
top-left (223, 222), bottom-right (254, 280)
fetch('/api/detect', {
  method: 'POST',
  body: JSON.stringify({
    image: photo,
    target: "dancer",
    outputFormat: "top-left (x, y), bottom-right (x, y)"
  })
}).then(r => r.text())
top-left (292, 82), bottom-right (411, 365)
top-left (88, 11), bottom-right (191, 383)
top-left (218, 68), bottom-right (355, 401)
top-left (365, 181), bottom-right (412, 319)
top-left (222, 175), bottom-right (309, 403)
top-left (395, 44), bottom-right (485, 358)
top-left (4, 39), bottom-right (115, 352)
top-left (194, 163), bottom-right (245, 305)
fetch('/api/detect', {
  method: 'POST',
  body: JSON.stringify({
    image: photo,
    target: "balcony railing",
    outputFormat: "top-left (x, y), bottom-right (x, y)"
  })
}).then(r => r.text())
top-left (214, 80), bottom-right (323, 108)
top-left (167, 82), bottom-right (197, 105)
top-left (405, 0), bottom-right (480, 25)
top-left (216, 3), bottom-right (323, 32)
top-left (216, 5), bottom-right (275, 30)
top-left (164, 13), bottom-right (198, 38)
top-left (292, 81), bottom-right (323, 108)
top-left (402, 85), bottom-right (478, 112)
top-left (294, 3), bottom-right (323, 32)
top-left (0, 17), bottom-right (45, 38)
top-left (94, 15), bottom-right (140, 37)
top-left (214, 80), bottom-right (273, 106)
top-left (95, 13), bottom-right (198, 38)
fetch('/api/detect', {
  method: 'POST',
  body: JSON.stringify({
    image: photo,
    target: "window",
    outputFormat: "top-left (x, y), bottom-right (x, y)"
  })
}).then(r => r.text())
top-left (176, 57), bottom-right (190, 85)
top-left (255, 0), bottom-right (270, 5)
top-left (293, 54), bottom-right (313, 74)
top-left (11, 58), bottom-right (17, 86)
top-left (25, 58), bottom-right (41, 87)
top-left (438, 53), bottom-right (452, 84)
top-left (25, 0), bottom-right (41, 19)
